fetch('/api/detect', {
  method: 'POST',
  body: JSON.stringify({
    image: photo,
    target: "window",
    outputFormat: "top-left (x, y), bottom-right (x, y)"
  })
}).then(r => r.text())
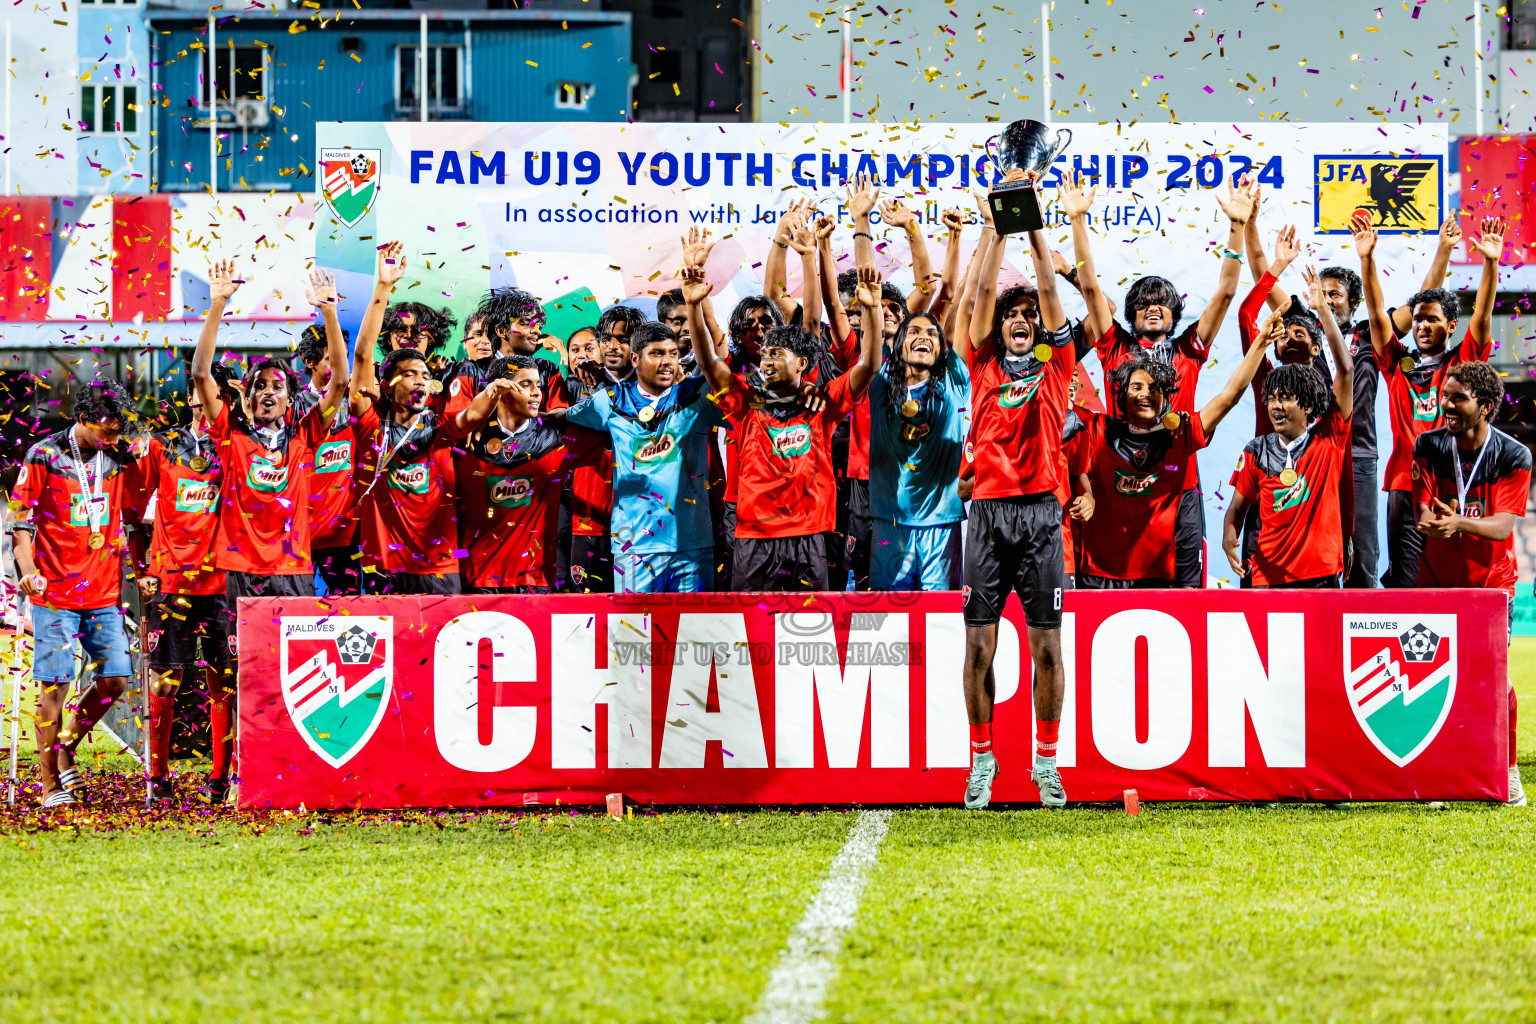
top-left (555, 81), bottom-right (594, 111)
top-left (396, 46), bottom-right (463, 112)
top-left (79, 84), bottom-right (138, 134)
top-left (202, 44), bottom-right (268, 107)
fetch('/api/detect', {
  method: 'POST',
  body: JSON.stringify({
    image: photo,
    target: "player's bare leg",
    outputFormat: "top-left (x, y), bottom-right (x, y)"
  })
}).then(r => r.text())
top-left (1026, 626), bottom-right (1067, 808)
top-left (147, 669), bottom-right (182, 804)
top-left (33, 681), bottom-right (68, 805)
top-left (962, 624), bottom-right (999, 809)
top-left (57, 674), bottom-right (127, 801)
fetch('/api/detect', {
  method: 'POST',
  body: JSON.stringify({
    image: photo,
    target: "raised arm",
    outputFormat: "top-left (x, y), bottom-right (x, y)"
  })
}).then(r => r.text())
top-left (681, 245), bottom-right (732, 394)
top-left (848, 263), bottom-right (882, 397)
top-left (880, 199), bottom-right (934, 314)
top-left (927, 207), bottom-right (964, 323)
top-left (1057, 169), bottom-right (1112, 342)
top-left (305, 269), bottom-right (349, 428)
top-left (1200, 311), bottom-right (1283, 435)
top-left (350, 241), bottom-right (406, 415)
top-left (1242, 183), bottom-right (1292, 312)
top-left (1026, 226), bottom-right (1066, 333)
top-left (763, 199), bottom-right (804, 322)
top-left (451, 377), bottom-right (517, 435)
top-left (1350, 212), bottom-right (1395, 361)
top-left (680, 226), bottom-right (729, 360)
top-left (947, 215), bottom-right (989, 344)
top-left (190, 259), bottom-right (243, 423)
top-left (1195, 178), bottom-right (1257, 343)
top-left (814, 215), bottom-right (852, 346)
top-left (1466, 216), bottom-right (1505, 354)
top-left (846, 173), bottom-right (879, 275)
top-left (1304, 264), bottom-right (1353, 418)
top-left (788, 212), bottom-right (822, 336)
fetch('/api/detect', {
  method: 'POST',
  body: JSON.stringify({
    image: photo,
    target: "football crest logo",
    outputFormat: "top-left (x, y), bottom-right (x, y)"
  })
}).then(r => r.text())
top-left (320, 148), bottom-right (381, 228)
top-left (1344, 615), bottom-right (1456, 767)
top-left (281, 616), bottom-right (393, 768)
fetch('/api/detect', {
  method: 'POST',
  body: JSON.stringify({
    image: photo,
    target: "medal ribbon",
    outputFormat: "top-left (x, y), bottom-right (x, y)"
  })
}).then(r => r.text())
top-left (67, 427), bottom-right (106, 541)
top-left (1452, 438), bottom-right (1491, 513)
top-left (1277, 429), bottom-right (1308, 481)
top-left (360, 414), bottom-right (425, 499)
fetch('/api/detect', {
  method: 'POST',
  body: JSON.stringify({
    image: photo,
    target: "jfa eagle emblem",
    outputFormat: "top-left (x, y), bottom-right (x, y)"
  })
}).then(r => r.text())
top-left (320, 148), bottom-right (381, 228)
top-left (280, 616), bottom-right (392, 767)
top-left (1364, 161), bottom-right (1436, 229)
top-left (1344, 615), bottom-right (1456, 767)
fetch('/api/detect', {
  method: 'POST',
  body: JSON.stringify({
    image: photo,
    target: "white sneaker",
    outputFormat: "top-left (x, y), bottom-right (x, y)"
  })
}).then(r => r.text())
top-left (1031, 756), bottom-right (1067, 809)
top-left (964, 752), bottom-right (998, 810)
top-left (1509, 765), bottom-right (1528, 808)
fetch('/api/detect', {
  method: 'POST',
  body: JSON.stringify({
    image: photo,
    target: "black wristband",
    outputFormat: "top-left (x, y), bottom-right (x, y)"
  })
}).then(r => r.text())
top-left (1062, 266), bottom-right (1079, 284)
top-left (853, 231), bottom-right (874, 241)
top-left (773, 239), bottom-right (788, 249)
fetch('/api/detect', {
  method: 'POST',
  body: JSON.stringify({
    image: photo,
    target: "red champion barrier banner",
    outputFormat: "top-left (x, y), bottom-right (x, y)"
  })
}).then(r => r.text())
top-left (235, 590), bottom-right (1510, 808)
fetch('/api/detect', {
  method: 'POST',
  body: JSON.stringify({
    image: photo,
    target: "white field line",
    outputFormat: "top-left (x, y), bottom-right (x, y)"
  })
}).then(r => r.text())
top-left (744, 809), bottom-right (893, 1024)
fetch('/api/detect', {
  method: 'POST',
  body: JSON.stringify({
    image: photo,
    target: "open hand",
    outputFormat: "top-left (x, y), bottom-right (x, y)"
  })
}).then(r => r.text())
top-left (377, 241), bottom-right (406, 287)
top-left (855, 263), bottom-right (882, 308)
top-left (1058, 169), bottom-right (1097, 219)
top-left (1471, 216), bottom-right (1506, 263)
top-left (208, 259), bottom-right (242, 304)
top-left (1216, 176), bottom-right (1257, 226)
top-left (305, 268), bottom-right (339, 308)
top-left (1348, 212), bottom-right (1376, 259)
top-left (846, 172), bottom-right (880, 220)
top-left (878, 198), bottom-right (916, 229)
top-left (680, 264), bottom-right (713, 306)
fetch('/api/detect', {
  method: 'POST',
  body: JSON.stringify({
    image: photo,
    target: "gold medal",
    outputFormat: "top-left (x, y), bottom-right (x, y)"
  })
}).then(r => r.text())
top-left (1033, 343), bottom-right (1053, 362)
top-left (190, 456), bottom-right (209, 473)
top-left (87, 533), bottom-right (105, 550)
top-left (484, 437), bottom-right (503, 456)
top-left (1399, 355), bottom-right (1416, 373)
top-left (427, 379), bottom-right (444, 394)
top-left (637, 405), bottom-right (656, 424)
top-left (749, 394), bottom-right (766, 410)
top-left (900, 399), bottom-right (921, 419)
top-left (1278, 467), bottom-right (1298, 487)
top-left (1161, 411), bottom-right (1181, 431)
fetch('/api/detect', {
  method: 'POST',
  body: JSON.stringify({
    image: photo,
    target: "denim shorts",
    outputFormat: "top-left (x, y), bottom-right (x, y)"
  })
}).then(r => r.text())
top-left (31, 603), bottom-right (132, 684)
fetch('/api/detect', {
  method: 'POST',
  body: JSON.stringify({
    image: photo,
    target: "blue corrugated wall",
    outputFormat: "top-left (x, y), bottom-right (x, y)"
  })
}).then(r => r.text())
top-left (154, 19), bottom-right (631, 192)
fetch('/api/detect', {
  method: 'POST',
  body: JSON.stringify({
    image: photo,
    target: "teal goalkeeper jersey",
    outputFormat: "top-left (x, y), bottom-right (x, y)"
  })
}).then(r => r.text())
top-left (868, 349), bottom-right (970, 527)
top-left (565, 376), bottom-right (723, 555)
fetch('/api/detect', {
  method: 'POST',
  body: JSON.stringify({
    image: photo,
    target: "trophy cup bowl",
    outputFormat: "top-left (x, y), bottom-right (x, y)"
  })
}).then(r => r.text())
top-left (984, 120), bottom-right (1073, 235)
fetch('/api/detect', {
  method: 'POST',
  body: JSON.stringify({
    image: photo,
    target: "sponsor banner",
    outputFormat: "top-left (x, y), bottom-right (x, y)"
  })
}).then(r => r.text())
top-left (236, 590), bottom-right (1508, 809)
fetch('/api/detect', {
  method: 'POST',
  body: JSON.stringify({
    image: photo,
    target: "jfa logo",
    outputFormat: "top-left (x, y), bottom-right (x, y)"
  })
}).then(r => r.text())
top-left (280, 616), bottom-right (393, 768)
top-left (1344, 615), bottom-right (1456, 766)
top-left (1314, 154), bottom-right (1441, 235)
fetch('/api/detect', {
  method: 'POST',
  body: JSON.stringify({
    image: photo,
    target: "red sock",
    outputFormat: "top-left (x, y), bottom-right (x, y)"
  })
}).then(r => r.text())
top-left (969, 722), bottom-right (992, 755)
top-left (1036, 719), bottom-right (1060, 760)
top-left (148, 692), bottom-right (175, 777)
top-left (1510, 685), bottom-right (1519, 770)
top-left (209, 693), bottom-right (234, 780)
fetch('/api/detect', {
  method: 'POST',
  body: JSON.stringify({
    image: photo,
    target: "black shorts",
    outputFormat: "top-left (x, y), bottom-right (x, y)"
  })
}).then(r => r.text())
top-left (846, 477), bottom-right (872, 590)
top-left (314, 542), bottom-right (362, 596)
top-left (1255, 574), bottom-right (1341, 590)
top-left (1173, 487), bottom-right (1206, 588)
top-left (370, 570), bottom-right (463, 596)
top-left (964, 495), bottom-right (1065, 630)
top-left (1076, 573), bottom-right (1171, 590)
top-left (225, 572), bottom-right (316, 656)
top-left (143, 591), bottom-right (230, 675)
top-left (568, 532), bottom-right (614, 593)
top-left (732, 534), bottom-right (831, 592)
top-left (472, 585), bottom-right (553, 595)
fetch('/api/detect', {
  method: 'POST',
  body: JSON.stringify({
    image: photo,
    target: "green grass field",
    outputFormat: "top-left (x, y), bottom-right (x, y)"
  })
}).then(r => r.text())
top-left (2, 639), bottom-right (1533, 1023)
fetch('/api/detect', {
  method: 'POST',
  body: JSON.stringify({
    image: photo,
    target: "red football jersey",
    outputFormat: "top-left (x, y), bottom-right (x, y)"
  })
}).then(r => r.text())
top-left (1077, 410), bottom-right (1211, 581)
top-left (1232, 407), bottom-right (1350, 585)
top-left (1379, 332), bottom-right (1493, 492)
top-left (10, 430), bottom-right (136, 609)
top-left (1056, 412), bottom-right (1091, 575)
top-left (1094, 320), bottom-right (1209, 417)
top-left (966, 326), bottom-right (1077, 501)
top-left (454, 422), bottom-right (602, 589)
top-left (208, 404), bottom-right (326, 576)
top-left (354, 403), bottom-right (460, 575)
top-left (1411, 427), bottom-right (1531, 596)
top-left (308, 409), bottom-right (358, 549)
top-left (131, 431), bottom-right (225, 595)
top-left (830, 327), bottom-right (872, 481)
top-left (716, 370), bottom-right (862, 539)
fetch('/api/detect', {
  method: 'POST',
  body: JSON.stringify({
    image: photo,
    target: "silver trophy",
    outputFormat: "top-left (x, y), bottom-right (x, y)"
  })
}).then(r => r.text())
top-left (985, 120), bottom-right (1073, 234)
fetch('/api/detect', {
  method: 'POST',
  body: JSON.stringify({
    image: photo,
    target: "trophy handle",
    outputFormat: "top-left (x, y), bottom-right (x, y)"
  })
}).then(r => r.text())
top-left (1048, 128), bottom-right (1073, 164)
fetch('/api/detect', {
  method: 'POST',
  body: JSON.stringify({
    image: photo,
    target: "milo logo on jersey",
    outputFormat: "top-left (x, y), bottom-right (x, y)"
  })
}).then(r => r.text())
top-left (315, 440), bottom-right (352, 474)
top-left (1408, 381), bottom-right (1438, 422)
top-left (633, 431), bottom-right (679, 465)
top-left (248, 455), bottom-right (290, 493)
top-left (998, 371), bottom-right (1045, 409)
top-left (488, 475), bottom-right (535, 509)
top-left (68, 493), bottom-right (109, 528)
top-left (388, 463), bottom-right (431, 494)
top-left (1114, 468), bottom-right (1158, 496)
top-left (1272, 474), bottom-right (1311, 513)
top-left (174, 478), bottom-right (218, 513)
top-left (768, 423), bottom-right (813, 458)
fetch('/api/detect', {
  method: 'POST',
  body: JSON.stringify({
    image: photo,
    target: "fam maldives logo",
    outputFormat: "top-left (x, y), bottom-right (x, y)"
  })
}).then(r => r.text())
top-left (1344, 615), bottom-right (1457, 766)
top-left (281, 616), bottom-right (393, 768)
top-left (320, 149), bottom-right (381, 228)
